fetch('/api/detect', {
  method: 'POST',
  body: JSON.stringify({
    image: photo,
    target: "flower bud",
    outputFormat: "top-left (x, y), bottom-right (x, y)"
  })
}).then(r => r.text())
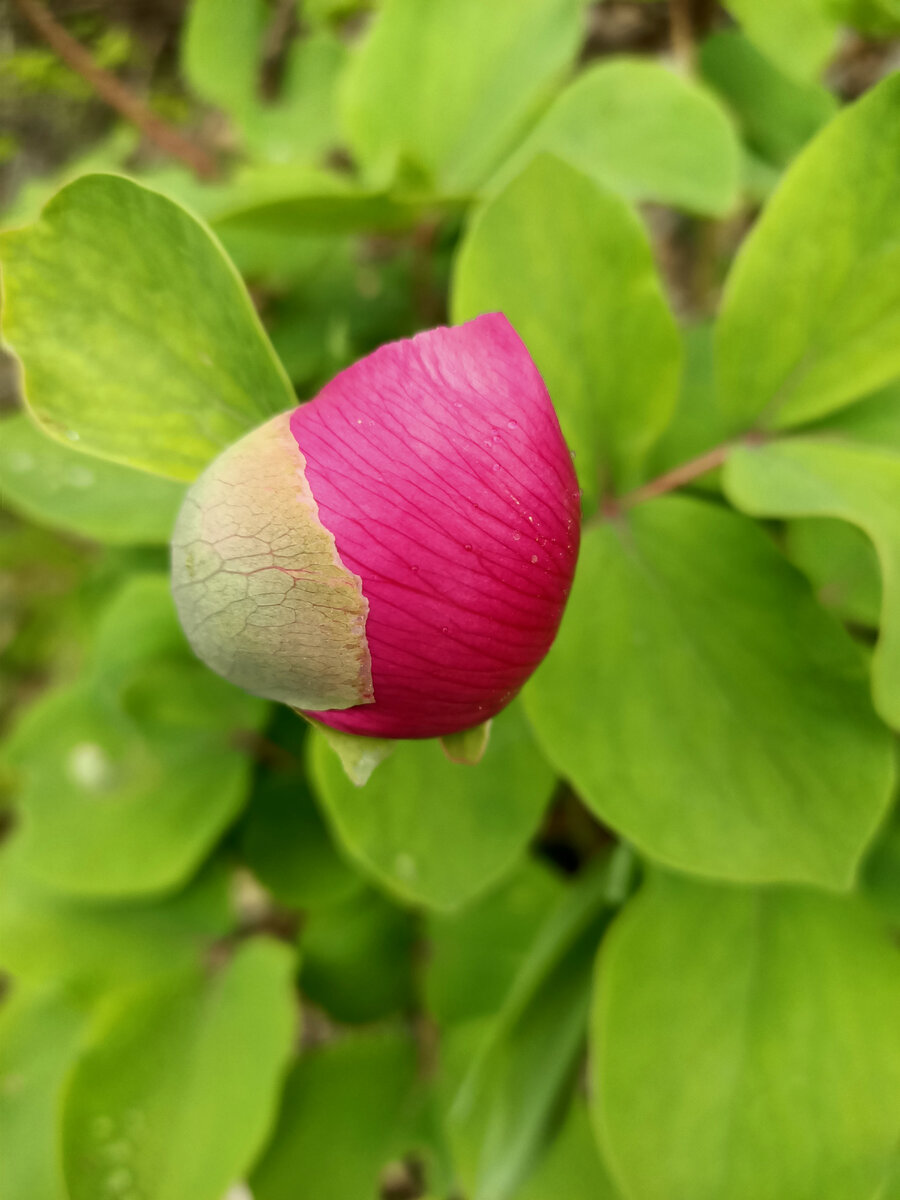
top-left (172, 314), bottom-right (580, 739)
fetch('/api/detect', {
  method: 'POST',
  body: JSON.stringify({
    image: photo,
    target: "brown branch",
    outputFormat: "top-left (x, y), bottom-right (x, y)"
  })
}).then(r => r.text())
top-left (11, 0), bottom-right (219, 180)
top-left (620, 432), bottom-right (766, 511)
top-left (668, 0), bottom-right (696, 71)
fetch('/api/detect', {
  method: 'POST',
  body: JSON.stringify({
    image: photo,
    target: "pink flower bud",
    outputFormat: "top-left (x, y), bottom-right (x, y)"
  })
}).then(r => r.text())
top-left (172, 314), bottom-right (580, 739)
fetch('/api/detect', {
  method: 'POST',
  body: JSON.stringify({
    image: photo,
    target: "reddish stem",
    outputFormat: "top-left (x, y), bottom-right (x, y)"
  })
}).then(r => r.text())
top-left (11, 0), bottom-right (219, 181)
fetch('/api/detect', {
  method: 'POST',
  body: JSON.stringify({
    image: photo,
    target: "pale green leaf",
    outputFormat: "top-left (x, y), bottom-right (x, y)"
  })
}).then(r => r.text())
top-left (593, 872), bottom-right (900, 1200)
top-left (0, 413), bottom-right (184, 544)
top-left (723, 0), bottom-right (838, 81)
top-left (252, 1028), bottom-right (419, 1200)
top-left (62, 939), bottom-right (297, 1200)
top-left (0, 986), bottom-right (85, 1200)
top-left (716, 74), bottom-right (900, 431)
top-left (309, 702), bottom-right (554, 910)
top-left (4, 575), bottom-right (266, 896)
top-left (453, 154), bottom-right (680, 505)
top-left (516, 1099), bottom-right (621, 1200)
top-left (340, 0), bottom-right (585, 191)
top-left (785, 517), bottom-right (882, 628)
top-left (524, 495), bottom-right (894, 887)
top-left (487, 59), bottom-right (740, 215)
top-left (0, 174), bottom-right (294, 480)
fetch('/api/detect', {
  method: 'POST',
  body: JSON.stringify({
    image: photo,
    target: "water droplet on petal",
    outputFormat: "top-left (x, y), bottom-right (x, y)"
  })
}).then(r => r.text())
top-left (491, 463), bottom-right (500, 472)
top-left (507, 419), bottom-right (518, 430)
top-left (441, 627), bottom-right (449, 634)
top-left (464, 543), bottom-right (472, 551)
top-left (531, 555), bottom-right (538, 564)
top-left (512, 531), bottom-right (521, 542)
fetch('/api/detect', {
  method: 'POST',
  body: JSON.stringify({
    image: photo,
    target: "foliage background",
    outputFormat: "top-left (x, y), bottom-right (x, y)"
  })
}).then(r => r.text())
top-left (2, 2), bottom-right (900, 1199)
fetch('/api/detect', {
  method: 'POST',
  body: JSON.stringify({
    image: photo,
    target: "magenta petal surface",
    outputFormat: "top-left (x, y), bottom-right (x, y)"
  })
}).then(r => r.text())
top-left (292, 313), bottom-right (581, 738)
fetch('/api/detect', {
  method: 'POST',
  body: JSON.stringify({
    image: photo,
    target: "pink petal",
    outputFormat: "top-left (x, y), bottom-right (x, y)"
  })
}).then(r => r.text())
top-left (292, 313), bottom-right (580, 738)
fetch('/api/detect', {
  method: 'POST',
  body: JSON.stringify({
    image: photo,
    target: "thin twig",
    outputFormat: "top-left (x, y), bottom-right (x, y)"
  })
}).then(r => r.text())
top-left (11, 0), bottom-right (219, 180)
top-left (621, 432), bottom-right (766, 511)
top-left (668, 0), bottom-right (695, 71)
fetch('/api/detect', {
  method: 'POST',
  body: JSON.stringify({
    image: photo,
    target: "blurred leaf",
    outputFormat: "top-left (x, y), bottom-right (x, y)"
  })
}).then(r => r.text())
top-left (515, 1099), bottom-right (620, 1200)
top-left (309, 702), bottom-right (554, 910)
top-left (700, 31), bottom-right (837, 168)
top-left (425, 860), bottom-right (565, 1027)
top-left (0, 413), bottom-right (184, 545)
top-left (716, 74), bottom-right (900, 432)
top-left (241, 774), bottom-right (361, 909)
top-left (454, 154), bottom-right (680, 506)
top-left (524, 495), bottom-right (894, 887)
top-left (0, 174), bottom-right (294, 480)
top-left (4, 576), bottom-right (266, 896)
top-left (0, 985), bottom-right (85, 1200)
top-left (183, 0), bottom-right (346, 163)
top-left (725, 386), bottom-right (900, 727)
top-left (340, 0), bottom-right (585, 191)
top-left (0, 849), bottom-right (232, 996)
top-left (723, 0), bottom-right (838, 81)
top-left (487, 59), bottom-right (740, 215)
top-left (862, 801), bottom-right (900, 924)
top-left (785, 517), bottom-right (882, 628)
top-left (251, 1028), bottom-right (419, 1200)
top-left (299, 887), bottom-right (416, 1023)
top-left (62, 938), bottom-right (297, 1200)
top-left (448, 858), bottom-right (614, 1200)
top-left (593, 872), bottom-right (900, 1200)
top-left (825, 0), bottom-right (900, 34)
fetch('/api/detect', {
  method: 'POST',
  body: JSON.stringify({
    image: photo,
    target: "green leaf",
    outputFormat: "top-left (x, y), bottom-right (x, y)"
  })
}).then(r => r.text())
top-left (449, 859), bottom-right (615, 1200)
top-left (724, 390), bottom-right (900, 728)
top-left (0, 985), bottom-right (86, 1200)
top-left (453, 154), bottom-right (681, 505)
top-left (0, 174), bottom-right (294, 481)
top-left (62, 939), bottom-right (297, 1200)
top-left (524, 495), bottom-right (894, 887)
top-left (240, 774), bottom-right (361, 910)
top-left (299, 887), bottom-right (416, 1023)
top-left (593, 872), bottom-right (900, 1200)
top-left (440, 719), bottom-right (491, 766)
top-left (425, 860), bottom-right (565, 1027)
top-left (0, 849), bottom-right (233, 996)
top-left (862, 801), bottom-right (900, 925)
top-left (309, 702), bottom-right (555, 910)
top-left (486, 59), bottom-right (740, 216)
top-left (699, 31), bottom-right (837, 170)
top-left (825, 0), bottom-right (900, 35)
top-left (251, 1028), bottom-right (419, 1200)
top-left (183, 0), bottom-right (346, 163)
top-left (340, 0), bottom-right (585, 191)
top-left (0, 413), bottom-right (184, 544)
top-left (723, 0), bottom-right (838, 81)
top-left (4, 575), bottom-right (266, 896)
top-left (785, 517), bottom-right (882, 628)
top-left (716, 74), bottom-right (900, 432)
top-left (517, 1099), bottom-right (621, 1200)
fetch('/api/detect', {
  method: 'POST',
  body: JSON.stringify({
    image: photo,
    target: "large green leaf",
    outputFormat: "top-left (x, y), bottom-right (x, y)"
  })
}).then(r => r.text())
top-left (309, 702), bottom-right (554, 910)
top-left (524, 495), bottom-right (894, 887)
top-left (486, 59), bottom-right (740, 215)
top-left (716, 74), bottom-right (900, 432)
top-left (784, 517), bottom-right (882, 628)
top-left (251, 1028), bottom-right (419, 1200)
top-left (0, 174), bottom-right (294, 480)
top-left (723, 0), bottom-right (838, 81)
top-left (453, 155), bottom-right (680, 506)
top-left (62, 939), bottom-right (297, 1200)
top-left (4, 575), bottom-right (266, 896)
top-left (699, 31), bottom-right (837, 169)
top-left (340, 0), bottom-right (585, 191)
top-left (0, 413), bottom-right (184, 544)
top-left (593, 873), bottom-right (900, 1200)
top-left (725, 398), bottom-right (900, 728)
top-left (0, 985), bottom-right (85, 1200)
